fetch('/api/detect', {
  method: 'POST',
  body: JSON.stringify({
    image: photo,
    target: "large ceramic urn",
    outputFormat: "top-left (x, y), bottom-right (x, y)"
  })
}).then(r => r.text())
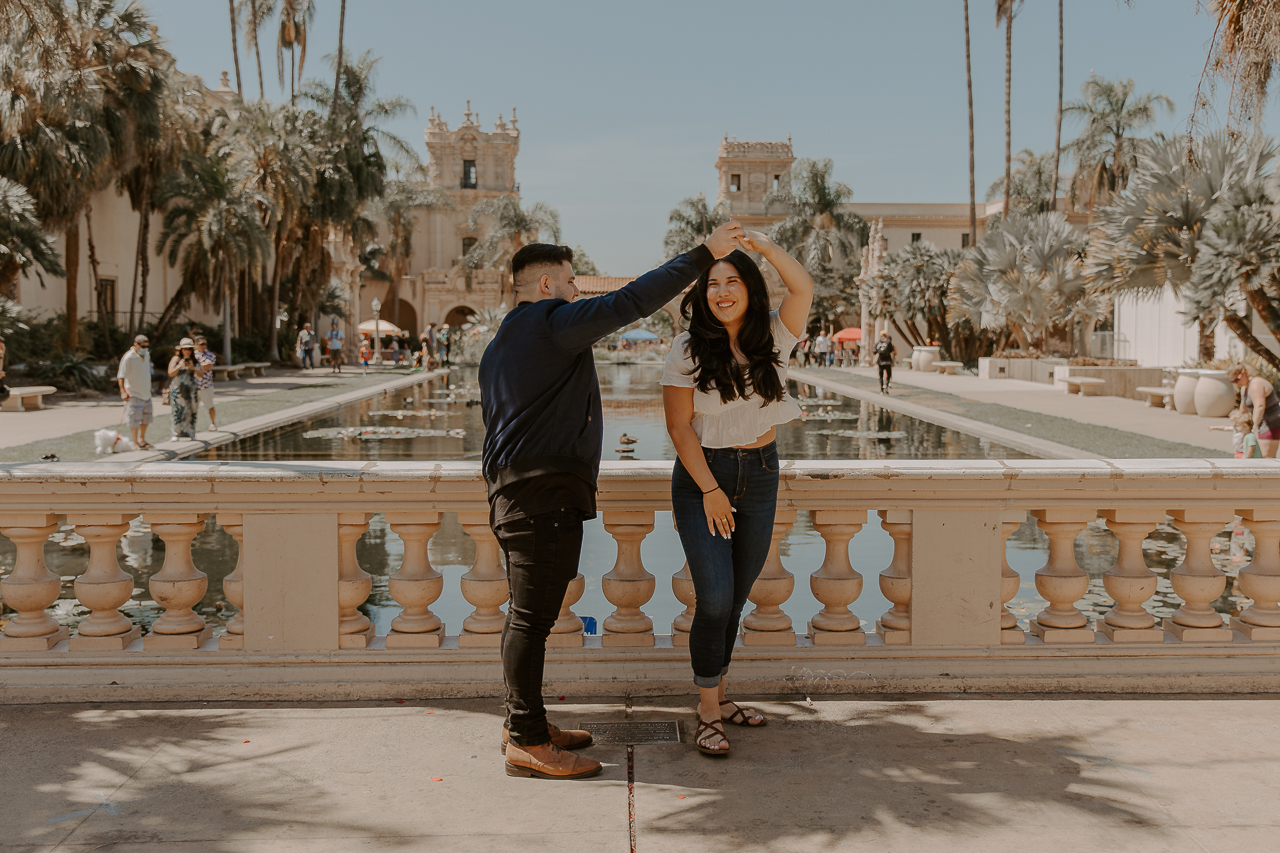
top-left (1173, 369), bottom-right (1202, 414)
top-left (910, 347), bottom-right (923, 371)
top-left (1194, 370), bottom-right (1237, 419)
top-left (917, 346), bottom-right (941, 373)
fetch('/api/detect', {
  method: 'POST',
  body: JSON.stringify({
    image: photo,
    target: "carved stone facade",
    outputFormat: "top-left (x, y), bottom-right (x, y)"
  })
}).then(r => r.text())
top-left (356, 102), bottom-right (520, 339)
top-left (714, 136), bottom-right (795, 229)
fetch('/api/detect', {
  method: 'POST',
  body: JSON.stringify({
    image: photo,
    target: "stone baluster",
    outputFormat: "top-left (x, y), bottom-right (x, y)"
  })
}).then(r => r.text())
top-left (458, 511), bottom-right (508, 647)
top-left (1166, 509), bottom-right (1235, 641)
top-left (145, 513), bottom-right (213, 649)
top-left (1098, 509), bottom-right (1165, 643)
top-left (998, 510), bottom-right (1026, 644)
top-left (743, 509), bottom-right (798, 646)
top-left (602, 511), bottom-right (656, 647)
top-left (336, 513), bottom-right (375, 648)
top-left (807, 509), bottom-right (866, 645)
top-left (671, 560), bottom-right (696, 646)
top-left (1233, 510), bottom-right (1280, 641)
top-left (0, 514), bottom-right (67, 650)
top-left (67, 514), bottom-right (141, 650)
top-left (1028, 510), bottom-right (1096, 643)
top-left (549, 572), bottom-right (586, 648)
top-left (386, 512), bottom-right (444, 648)
top-left (876, 509), bottom-right (912, 644)
top-left (217, 513), bottom-right (246, 649)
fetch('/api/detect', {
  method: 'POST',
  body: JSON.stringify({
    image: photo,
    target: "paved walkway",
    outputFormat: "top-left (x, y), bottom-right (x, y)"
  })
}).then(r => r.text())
top-left (795, 366), bottom-right (1234, 459)
top-left (0, 365), bottom-right (441, 465)
top-left (1, 695), bottom-right (1273, 852)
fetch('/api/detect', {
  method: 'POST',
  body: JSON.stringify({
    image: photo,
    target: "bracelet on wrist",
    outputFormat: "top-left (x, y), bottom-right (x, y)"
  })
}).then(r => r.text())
top-left (700, 485), bottom-right (721, 495)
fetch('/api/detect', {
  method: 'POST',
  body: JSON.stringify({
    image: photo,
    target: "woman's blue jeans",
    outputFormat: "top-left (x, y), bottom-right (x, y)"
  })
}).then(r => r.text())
top-left (671, 442), bottom-right (779, 688)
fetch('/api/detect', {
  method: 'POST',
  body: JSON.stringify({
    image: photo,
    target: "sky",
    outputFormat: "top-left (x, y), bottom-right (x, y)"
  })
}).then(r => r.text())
top-left (144, 0), bottom-right (1232, 275)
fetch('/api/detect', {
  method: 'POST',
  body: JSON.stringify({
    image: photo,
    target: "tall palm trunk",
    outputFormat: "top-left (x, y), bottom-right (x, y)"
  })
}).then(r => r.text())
top-left (85, 203), bottom-right (111, 356)
top-left (1050, 0), bottom-right (1063, 211)
top-left (250, 0), bottom-right (265, 100)
top-left (964, 0), bottom-right (977, 246)
top-left (137, 197), bottom-right (152, 333)
top-left (64, 218), bottom-right (80, 351)
top-left (127, 196), bottom-right (145, 335)
top-left (223, 265), bottom-right (233, 366)
top-left (331, 0), bottom-right (346, 117)
top-left (228, 0), bottom-right (243, 96)
top-left (1003, 10), bottom-right (1013, 219)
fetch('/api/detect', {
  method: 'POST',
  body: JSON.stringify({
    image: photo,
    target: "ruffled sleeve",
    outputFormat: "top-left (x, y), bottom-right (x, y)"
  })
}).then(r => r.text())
top-left (771, 311), bottom-right (800, 356)
top-left (660, 332), bottom-right (696, 388)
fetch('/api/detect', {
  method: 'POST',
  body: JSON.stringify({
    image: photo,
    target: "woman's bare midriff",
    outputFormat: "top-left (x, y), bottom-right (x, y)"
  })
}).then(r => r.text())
top-left (734, 426), bottom-right (777, 449)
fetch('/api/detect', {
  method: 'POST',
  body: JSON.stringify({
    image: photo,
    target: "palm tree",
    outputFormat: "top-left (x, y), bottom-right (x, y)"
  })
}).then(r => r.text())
top-left (1050, 0), bottom-right (1063, 211)
top-left (765, 158), bottom-right (868, 321)
top-left (372, 179), bottom-right (451, 327)
top-left (1197, 1), bottom-right (1280, 127)
top-left (239, 0), bottom-right (276, 101)
top-left (465, 195), bottom-right (561, 297)
top-left (958, 211), bottom-right (1091, 352)
top-left (984, 149), bottom-right (1061, 217)
top-left (663, 194), bottom-right (729, 259)
top-left (225, 100), bottom-right (315, 359)
top-left (964, 0), bottom-right (976, 245)
top-left (275, 0), bottom-right (315, 103)
top-left (996, 0), bottom-right (1019, 219)
top-left (227, 0), bottom-right (243, 96)
top-left (155, 146), bottom-right (271, 363)
top-left (1089, 132), bottom-right (1277, 364)
top-left (1064, 75), bottom-right (1175, 212)
top-left (0, 177), bottom-right (64, 299)
top-left (870, 241), bottom-right (954, 350)
top-left (331, 0), bottom-right (346, 118)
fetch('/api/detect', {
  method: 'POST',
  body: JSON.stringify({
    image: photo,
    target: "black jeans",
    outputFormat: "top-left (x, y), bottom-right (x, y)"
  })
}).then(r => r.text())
top-left (878, 363), bottom-right (892, 387)
top-left (495, 509), bottom-right (583, 747)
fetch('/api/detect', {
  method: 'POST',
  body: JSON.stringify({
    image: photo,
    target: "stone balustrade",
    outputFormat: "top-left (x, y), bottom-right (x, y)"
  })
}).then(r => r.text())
top-left (3, 459), bottom-right (1280, 700)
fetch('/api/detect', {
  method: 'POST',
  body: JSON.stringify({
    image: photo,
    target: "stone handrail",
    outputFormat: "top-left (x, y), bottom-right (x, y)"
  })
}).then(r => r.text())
top-left (2, 459), bottom-right (1280, 663)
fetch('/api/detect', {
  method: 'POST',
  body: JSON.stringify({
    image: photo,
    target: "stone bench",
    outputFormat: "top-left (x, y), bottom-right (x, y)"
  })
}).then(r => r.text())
top-left (0, 385), bottom-right (58, 412)
top-left (240, 362), bottom-right (271, 377)
top-left (1065, 377), bottom-right (1107, 396)
top-left (1136, 385), bottom-right (1174, 408)
top-left (211, 365), bottom-right (241, 382)
top-left (933, 361), bottom-right (963, 375)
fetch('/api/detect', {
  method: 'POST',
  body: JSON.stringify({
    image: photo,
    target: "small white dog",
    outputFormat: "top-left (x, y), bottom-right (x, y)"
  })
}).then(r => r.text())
top-left (94, 428), bottom-right (137, 455)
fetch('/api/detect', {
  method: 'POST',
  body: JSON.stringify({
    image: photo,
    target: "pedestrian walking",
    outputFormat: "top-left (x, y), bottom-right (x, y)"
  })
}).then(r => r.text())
top-left (326, 320), bottom-right (345, 374)
top-left (116, 335), bottom-right (155, 449)
top-left (661, 231), bottom-right (811, 757)
top-left (194, 336), bottom-right (218, 431)
top-left (814, 330), bottom-right (830, 366)
top-left (297, 323), bottom-right (316, 370)
top-left (874, 332), bottom-right (896, 393)
top-left (439, 324), bottom-right (451, 366)
top-left (480, 220), bottom-right (744, 780)
top-left (167, 338), bottom-right (203, 440)
top-left (1230, 363), bottom-right (1280, 458)
top-left (359, 336), bottom-right (372, 374)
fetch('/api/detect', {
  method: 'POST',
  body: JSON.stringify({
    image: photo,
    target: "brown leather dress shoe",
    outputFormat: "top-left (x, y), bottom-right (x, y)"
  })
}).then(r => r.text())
top-left (504, 742), bottom-right (602, 780)
top-left (501, 722), bottom-right (593, 755)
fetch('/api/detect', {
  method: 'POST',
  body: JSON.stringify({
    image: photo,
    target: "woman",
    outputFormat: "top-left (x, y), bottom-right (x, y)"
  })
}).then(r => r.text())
top-left (873, 332), bottom-right (896, 394)
top-left (1229, 364), bottom-right (1280, 458)
top-left (661, 232), bottom-right (812, 757)
top-left (167, 338), bottom-right (201, 440)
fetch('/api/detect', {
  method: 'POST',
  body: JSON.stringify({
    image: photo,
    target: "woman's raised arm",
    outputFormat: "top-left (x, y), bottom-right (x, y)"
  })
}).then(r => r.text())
top-left (738, 231), bottom-right (813, 339)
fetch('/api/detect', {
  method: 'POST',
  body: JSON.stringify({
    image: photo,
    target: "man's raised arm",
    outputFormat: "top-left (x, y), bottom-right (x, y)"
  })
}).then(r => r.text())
top-left (547, 220), bottom-right (743, 352)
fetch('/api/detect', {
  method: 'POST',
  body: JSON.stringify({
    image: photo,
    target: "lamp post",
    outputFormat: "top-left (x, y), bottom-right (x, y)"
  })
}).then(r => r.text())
top-left (371, 297), bottom-right (382, 364)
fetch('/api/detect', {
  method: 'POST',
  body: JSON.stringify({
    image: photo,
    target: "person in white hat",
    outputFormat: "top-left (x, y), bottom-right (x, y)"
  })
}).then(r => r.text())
top-left (167, 338), bottom-right (205, 439)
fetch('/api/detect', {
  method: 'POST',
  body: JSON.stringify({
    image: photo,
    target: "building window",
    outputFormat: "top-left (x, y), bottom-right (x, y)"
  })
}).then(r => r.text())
top-left (98, 277), bottom-right (116, 319)
top-left (961, 233), bottom-right (970, 248)
top-left (730, 174), bottom-right (741, 192)
top-left (461, 160), bottom-right (477, 189)
top-left (773, 174), bottom-right (780, 191)
top-left (911, 233), bottom-right (922, 243)
top-left (462, 237), bottom-right (477, 258)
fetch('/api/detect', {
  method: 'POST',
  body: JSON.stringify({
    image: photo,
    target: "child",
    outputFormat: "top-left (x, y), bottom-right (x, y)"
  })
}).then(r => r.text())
top-left (1211, 411), bottom-right (1263, 458)
top-left (359, 336), bottom-right (372, 375)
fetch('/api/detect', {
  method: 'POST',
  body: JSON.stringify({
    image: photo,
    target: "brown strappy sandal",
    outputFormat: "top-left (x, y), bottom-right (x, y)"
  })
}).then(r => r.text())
top-left (720, 700), bottom-right (767, 727)
top-left (694, 716), bottom-right (730, 756)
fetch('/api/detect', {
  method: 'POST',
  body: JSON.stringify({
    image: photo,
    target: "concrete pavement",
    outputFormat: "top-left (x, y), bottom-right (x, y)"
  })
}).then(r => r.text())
top-left (1, 695), bottom-right (1274, 852)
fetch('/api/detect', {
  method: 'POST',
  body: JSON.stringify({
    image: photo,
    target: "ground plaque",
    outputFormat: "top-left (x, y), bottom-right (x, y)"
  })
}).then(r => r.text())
top-left (578, 721), bottom-right (681, 745)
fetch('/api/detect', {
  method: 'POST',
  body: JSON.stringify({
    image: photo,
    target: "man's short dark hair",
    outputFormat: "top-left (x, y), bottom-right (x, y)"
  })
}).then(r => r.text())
top-left (511, 243), bottom-right (574, 284)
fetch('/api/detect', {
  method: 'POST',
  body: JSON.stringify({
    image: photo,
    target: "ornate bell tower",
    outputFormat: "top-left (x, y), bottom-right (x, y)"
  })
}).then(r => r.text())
top-left (714, 136), bottom-right (795, 229)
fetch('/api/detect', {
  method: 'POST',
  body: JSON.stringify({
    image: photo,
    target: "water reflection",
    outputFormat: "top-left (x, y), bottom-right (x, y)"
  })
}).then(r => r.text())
top-left (0, 364), bottom-right (1251, 636)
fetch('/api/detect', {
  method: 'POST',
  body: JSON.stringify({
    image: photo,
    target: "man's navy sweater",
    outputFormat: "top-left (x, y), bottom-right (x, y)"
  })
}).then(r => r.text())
top-left (480, 244), bottom-right (715, 511)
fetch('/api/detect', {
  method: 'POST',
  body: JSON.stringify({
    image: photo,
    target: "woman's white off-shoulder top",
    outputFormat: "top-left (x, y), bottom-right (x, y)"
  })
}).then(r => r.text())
top-left (660, 311), bottom-right (803, 448)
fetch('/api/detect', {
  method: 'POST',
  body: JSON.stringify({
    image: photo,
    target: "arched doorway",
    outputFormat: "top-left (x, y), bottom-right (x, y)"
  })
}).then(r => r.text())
top-left (395, 299), bottom-right (418, 340)
top-left (444, 305), bottom-right (478, 328)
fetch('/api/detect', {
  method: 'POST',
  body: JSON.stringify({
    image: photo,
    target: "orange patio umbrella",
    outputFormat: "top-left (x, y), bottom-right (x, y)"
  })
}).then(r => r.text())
top-left (830, 327), bottom-right (862, 343)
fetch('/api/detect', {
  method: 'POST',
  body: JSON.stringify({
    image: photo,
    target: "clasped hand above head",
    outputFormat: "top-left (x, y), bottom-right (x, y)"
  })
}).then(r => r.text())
top-left (704, 220), bottom-right (744, 258)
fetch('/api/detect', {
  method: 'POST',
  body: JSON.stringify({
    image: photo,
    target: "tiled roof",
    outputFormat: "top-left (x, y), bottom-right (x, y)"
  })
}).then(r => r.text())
top-left (575, 276), bottom-right (632, 294)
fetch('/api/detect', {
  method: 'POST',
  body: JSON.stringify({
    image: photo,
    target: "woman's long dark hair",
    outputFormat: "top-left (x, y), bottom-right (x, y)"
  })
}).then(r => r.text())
top-left (679, 250), bottom-right (784, 405)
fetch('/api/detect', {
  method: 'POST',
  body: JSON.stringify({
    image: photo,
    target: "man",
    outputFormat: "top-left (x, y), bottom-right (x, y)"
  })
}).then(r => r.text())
top-left (325, 319), bottom-right (345, 374)
top-left (874, 331), bottom-right (897, 394)
top-left (813, 329), bottom-right (830, 367)
top-left (297, 323), bottom-right (315, 370)
top-left (438, 324), bottom-right (451, 366)
top-left (480, 220), bottom-right (743, 780)
top-left (193, 336), bottom-right (218, 431)
top-left (116, 335), bottom-right (155, 449)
